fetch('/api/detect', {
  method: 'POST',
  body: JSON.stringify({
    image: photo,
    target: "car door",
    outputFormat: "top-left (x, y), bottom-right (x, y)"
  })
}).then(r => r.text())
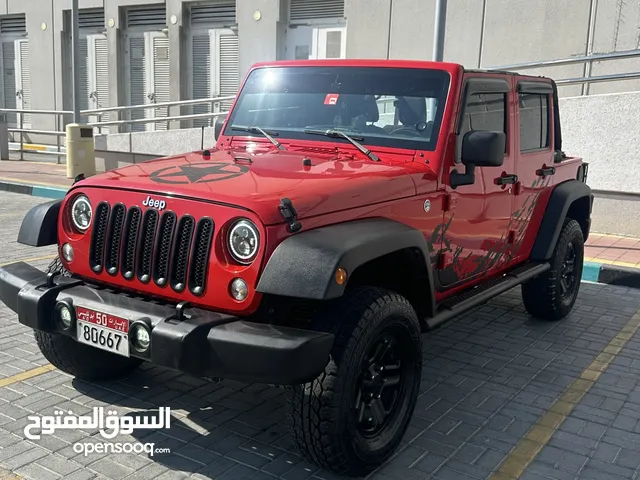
top-left (438, 75), bottom-right (516, 288)
top-left (511, 79), bottom-right (555, 263)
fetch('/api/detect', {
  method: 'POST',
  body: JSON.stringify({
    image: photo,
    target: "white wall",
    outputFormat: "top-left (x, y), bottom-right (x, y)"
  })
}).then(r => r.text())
top-left (560, 92), bottom-right (640, 194)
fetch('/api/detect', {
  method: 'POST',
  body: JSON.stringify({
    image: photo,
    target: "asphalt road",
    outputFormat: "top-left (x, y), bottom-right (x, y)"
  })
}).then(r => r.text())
top-left (1, 191), bottom-right (640, 480)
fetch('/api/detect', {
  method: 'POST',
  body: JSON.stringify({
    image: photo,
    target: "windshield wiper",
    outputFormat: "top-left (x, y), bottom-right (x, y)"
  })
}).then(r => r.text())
top-left (230, 125), bottom-right (285, 150)
top-left (303, 128), bottom-right (380, 161)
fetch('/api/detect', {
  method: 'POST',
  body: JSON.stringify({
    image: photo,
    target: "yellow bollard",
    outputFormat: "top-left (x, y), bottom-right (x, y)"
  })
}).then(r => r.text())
top-left (66, 124), bottom-right (96, 179)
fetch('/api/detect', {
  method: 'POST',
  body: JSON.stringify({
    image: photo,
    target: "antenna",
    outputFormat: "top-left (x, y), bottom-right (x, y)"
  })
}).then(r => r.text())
top-left (200, 126), bottom-right (205, 151)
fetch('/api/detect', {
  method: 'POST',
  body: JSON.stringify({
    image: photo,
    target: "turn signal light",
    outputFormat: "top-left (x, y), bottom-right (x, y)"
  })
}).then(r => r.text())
top-left (335, 268), bottom-right (348, 285)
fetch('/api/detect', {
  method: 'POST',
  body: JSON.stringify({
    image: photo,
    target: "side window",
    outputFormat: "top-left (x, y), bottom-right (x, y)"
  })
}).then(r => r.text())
top-left (519, 93), bottom-right (549, 152)
top-left (375, 95), bottom-right (397, 129)
top-left (460, 92), bottom-right (507, 137)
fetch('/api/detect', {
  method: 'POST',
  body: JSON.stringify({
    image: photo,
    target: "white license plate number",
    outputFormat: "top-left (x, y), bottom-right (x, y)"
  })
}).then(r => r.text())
top-left (77, 322), bottom-right (129, 357)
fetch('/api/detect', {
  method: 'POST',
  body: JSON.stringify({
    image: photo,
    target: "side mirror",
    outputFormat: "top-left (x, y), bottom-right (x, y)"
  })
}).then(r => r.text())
top-left (450, 130), bottom-right (506, 188)
top-left (214, 115), bottom-right (227, 141)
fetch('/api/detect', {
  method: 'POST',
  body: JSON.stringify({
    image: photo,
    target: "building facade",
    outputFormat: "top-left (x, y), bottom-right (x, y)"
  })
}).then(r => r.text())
top-left (1, 0), bottom-right (639, 133)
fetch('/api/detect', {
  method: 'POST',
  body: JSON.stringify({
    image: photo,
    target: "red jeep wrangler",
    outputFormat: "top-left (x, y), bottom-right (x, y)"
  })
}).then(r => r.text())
top-left (0, 59), bottom-right (592, 475)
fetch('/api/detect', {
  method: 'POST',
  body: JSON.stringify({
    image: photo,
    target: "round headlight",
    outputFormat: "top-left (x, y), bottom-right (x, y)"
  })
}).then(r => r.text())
top-left (228, 219), bottom-right (259, 264)
top-left (71, 195), bottom-right (92, 231)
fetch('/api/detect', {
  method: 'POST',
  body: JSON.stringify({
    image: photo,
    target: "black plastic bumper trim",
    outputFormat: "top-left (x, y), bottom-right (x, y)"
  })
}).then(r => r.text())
top-left (0, 262), bottom-right (334, 385)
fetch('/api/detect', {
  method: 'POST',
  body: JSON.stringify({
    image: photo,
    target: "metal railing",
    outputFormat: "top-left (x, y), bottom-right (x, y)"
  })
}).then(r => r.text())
top-left (0, 95), bottom-right (234, 161)
top-left (82, 95), bottom-right (235, 131)
top-left (486, 48), bottom-right (640, 90)
top-left (0, 108), bottom-right (69, 161)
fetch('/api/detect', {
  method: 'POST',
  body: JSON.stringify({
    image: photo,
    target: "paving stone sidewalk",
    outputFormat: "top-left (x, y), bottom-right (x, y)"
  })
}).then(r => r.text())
top-left (1, 192), bottom-right (640, 480)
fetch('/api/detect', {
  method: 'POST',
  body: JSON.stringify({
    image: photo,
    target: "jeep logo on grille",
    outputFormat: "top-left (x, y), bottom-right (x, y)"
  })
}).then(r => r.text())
top-left (142, 196), bottom-right (166, 210)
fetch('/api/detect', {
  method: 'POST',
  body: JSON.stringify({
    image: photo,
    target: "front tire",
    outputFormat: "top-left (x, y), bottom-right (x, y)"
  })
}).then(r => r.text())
top-left (522, 218), bottom-right (584, 320)
top-left (35, 256), bottom-right (142, 381)
top-left (35, 331), bottom-right (143, 381)
top-left (290, 287), bottom-right (422, 476)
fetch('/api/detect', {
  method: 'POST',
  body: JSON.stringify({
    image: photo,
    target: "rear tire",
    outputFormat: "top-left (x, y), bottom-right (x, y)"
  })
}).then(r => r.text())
top-left (36, 256), bottom-right (142, 381)
top-left (522, 218), bottom-right (584, 320)
top-left (289, 287), bottom-right (422, 476)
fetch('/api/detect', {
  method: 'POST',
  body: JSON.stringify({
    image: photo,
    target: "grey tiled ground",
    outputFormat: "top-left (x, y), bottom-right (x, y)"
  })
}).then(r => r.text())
top-left (1, 191), bottom-right (640, 480)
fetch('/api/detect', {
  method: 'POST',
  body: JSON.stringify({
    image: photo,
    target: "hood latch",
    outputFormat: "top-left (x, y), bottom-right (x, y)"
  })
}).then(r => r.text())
top-left (279, 198), bottom-right (302, 233)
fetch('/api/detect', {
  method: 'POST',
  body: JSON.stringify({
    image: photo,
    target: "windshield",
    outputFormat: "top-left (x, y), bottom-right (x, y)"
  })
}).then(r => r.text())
top-left (223, 66), bottom-right (451, 151)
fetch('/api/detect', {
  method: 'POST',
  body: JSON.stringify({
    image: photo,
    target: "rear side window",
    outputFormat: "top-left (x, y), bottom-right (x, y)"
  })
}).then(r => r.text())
top-left (519, 93), bottom-right (549, 151)
top-left (459, 93), bottom-right (507, 136)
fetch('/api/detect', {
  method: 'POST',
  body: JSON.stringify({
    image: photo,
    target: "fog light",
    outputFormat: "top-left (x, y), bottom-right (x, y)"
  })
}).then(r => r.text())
top-left (230, 278), bottom-right (249, 301)
top-left (62, 243), bottom-right (74, 262)
top-left (59, 306), bottom-right (72, 328)
top-left (132, 324), bottom-right (151, 352)
top-left (55, 301), bottom-right (75, 330)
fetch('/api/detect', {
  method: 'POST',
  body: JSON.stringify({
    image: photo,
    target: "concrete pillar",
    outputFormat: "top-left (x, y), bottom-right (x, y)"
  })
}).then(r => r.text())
top-left (104, 2), bottom-right (123, 133)
top-left (167, 0), bottom-right (184, 129)
top-left (237, 0), bottom-right (282, 79)
top-left (20, 0), bottom-right (56, 134)
top-left (0, 114), bottom-right (9, 160)
top-left (345, 0), bottom-right (391, 59)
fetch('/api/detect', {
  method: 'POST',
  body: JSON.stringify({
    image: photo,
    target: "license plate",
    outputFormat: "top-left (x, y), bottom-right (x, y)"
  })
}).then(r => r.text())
top-left (76, 306), bottom-right (129, 357)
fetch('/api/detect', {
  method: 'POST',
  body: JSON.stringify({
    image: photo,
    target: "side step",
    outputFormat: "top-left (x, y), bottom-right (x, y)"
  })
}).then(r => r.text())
top-left (425, 262), bottom-right (550, 331)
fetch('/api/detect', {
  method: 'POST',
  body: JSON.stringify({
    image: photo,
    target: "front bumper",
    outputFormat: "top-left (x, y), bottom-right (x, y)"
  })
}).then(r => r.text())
top-left (0, 262), bottom-right (334, 385)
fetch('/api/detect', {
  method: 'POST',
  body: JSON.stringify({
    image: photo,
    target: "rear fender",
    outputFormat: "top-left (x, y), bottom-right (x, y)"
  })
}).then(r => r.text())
top-left (530, 180), bottom-right (593, 261)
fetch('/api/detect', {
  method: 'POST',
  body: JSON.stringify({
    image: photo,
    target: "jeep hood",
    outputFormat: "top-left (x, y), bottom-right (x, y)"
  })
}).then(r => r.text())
top-left (77, 148), bottom-right (419, 225)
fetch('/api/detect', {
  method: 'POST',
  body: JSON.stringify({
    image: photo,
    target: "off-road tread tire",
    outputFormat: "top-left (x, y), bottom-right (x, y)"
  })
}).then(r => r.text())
top-left (522, 218), bottom-right (584, 321)
top-left (36, 256), bottom-right (142, 381)
top-left (35, 331), bottom-right (142, 381)
top-left (289, 287), bottom-right (422, 476)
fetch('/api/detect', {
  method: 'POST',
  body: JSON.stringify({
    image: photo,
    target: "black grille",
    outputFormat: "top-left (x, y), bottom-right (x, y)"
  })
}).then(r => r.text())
top-left (121, 207), bottom-right (142, 280)
top-left (105, 204), bottom-right (126, 276)
top-left (153, 212), bottom-right (177, 287)
top-left (88, 204), bottom-right (214, 294)
top-left (189, 218), bottom-right (214, 296)
top-left (89, 202), bottom-right (110, 272)
top-left (170, 216), bottom-right (195, 292)
top-left (137, 209), bottom-right (159, 283)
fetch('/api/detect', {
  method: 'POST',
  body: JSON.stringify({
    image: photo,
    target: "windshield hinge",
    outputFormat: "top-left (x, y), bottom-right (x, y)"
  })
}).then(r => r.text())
top-left (279, 198), bottom-right (302, 233)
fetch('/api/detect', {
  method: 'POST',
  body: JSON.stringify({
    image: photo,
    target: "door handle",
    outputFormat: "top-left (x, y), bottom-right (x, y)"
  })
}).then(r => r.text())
top-left (495, 173), bottom-right (518, 185)
top-left (536, 165), bottom-right (556, 177)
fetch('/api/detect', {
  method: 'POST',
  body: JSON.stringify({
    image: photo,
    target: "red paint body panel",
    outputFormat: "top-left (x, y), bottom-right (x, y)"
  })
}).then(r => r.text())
top-left (59, 187), bottom-right (266, 315)
top-left (56, 59), bottom-right (586, 317)
top-left (76, 147), bottom-right (417, 226)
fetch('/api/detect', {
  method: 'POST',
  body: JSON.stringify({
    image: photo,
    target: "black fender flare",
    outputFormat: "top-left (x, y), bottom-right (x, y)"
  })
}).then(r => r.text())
top-left (256, 218), bottom-right (436, 313)
top-left (17, 200), bottom-right (61, 247)
top-left (530, 180), bottom-right (593, 261)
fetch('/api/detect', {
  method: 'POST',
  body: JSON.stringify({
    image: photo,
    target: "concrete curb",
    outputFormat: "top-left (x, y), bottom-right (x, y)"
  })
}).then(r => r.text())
top-left (0, 179), bottom-right (67, 200)
top-left (583, 261), bottom-right (640, 289)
